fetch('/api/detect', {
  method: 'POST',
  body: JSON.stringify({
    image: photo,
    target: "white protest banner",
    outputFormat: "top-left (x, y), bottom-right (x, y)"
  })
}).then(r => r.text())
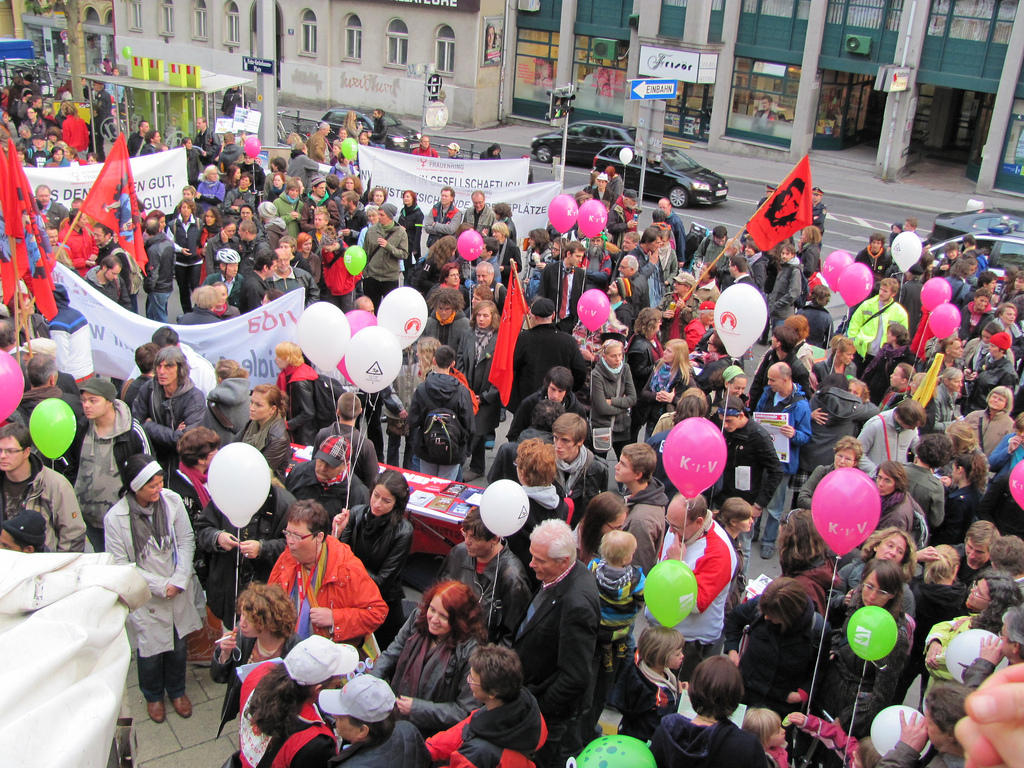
top-left (484, 181), bottom-right (562, 236)
top-left (232, 106), bottom-right (261, 134)
top-left (52, 264), bottom-right (304, 385)
top-left (358, 145), bottom-right (529, 195)
top-left (25, 148), bottom-right (188, 215)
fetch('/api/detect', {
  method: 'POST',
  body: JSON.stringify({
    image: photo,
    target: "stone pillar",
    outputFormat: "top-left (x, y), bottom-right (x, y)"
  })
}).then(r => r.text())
top-left (683, 0), bottom-right (713, 45)
top-left (789, 0), bottom-right (826, 160)
top-left (707, 0), bottom-right (741, 154)
top-left (557, 0), bottom-right (578, 90)
top-left (976, 8), bottom-right (1024, 193)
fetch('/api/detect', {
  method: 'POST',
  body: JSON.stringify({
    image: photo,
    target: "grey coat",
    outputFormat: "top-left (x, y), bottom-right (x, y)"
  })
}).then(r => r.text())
top-left (590, 359), bottom-right (637, 440)
top-left (329, 720), bottom-right (430, 767)
top-left (202, 377), bottom-right (251, 443)
top-left (104, 489), bottom-right (204, 656)
top-left (455, 327), bottom-right (501, 435)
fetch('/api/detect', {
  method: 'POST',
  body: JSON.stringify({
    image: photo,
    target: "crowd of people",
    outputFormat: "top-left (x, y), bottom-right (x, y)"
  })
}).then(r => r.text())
top-left (4, 99), bottom-right (1024, 768)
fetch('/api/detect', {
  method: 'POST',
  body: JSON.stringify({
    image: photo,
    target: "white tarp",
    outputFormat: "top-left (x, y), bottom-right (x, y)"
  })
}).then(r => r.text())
top-left (25, 148), bottom-right (189, 215)
top-left (53, 264), bottom-right (305, 385)
top-left (0, 551), bottom-right (149, 768)
top-left (357, 145), bottom-right (529, 194)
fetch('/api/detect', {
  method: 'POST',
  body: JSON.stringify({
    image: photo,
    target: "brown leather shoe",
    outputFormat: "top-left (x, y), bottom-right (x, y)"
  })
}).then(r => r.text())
top-left (147, 700), bottom-right (166, 723)
top-left (171, 694), bottom-right (192, 718)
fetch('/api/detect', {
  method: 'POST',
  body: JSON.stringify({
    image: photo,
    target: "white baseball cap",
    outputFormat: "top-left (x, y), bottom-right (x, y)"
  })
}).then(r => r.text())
top-left (283, 637), bottom-right (358, 685)
top-left (319, 676), bottom-right (396, 722)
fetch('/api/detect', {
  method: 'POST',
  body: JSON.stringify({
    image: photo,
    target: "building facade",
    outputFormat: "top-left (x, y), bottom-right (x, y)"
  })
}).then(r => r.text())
top-left (16, 0), bottom-right (115, 74)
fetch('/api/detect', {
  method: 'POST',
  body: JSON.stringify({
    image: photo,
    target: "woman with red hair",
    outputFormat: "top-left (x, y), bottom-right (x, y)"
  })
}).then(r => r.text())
top-left (369, 580), bottom-right (487, 735)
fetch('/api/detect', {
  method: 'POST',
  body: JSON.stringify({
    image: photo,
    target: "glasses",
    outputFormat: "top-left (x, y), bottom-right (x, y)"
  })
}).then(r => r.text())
top-left (862, 582), bottom-right (893, 598)
top-left (0, 447), bottom-right (28, 456)
top-left (283, 530), bottom-right (316, 542)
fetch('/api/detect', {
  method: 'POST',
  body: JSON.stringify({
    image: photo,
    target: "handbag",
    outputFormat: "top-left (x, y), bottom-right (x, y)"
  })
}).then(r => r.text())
top-left (589, 366), bottom-right (620, 454)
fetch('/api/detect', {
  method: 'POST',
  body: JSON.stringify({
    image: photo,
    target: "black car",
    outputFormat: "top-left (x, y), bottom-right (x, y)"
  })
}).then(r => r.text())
top-left (929, 207), bottom-right (1024, 243)
top-left (530, 121), bottom-right (636, 165)
top-left (319, 107), bottom-right (420, 152)
top-left (592, 146), bottom-right (727, 208)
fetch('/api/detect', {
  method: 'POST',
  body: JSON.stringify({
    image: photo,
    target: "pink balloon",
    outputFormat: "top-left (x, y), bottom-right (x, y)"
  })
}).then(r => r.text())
top-left (836, 262), bottom-right (873, 306)
top-left (457, 229), bottom-right (484, 261)
top-left (921, 277), bottom-right (952, 311)
top-left (577, 199), bottom-right (608, 239)
top-left (577, 288), bottom-right (610, 332)
top-left (928, 302), bottom-right (961, 339)
top-left (811, 467), bottom-right (881, 555)
top-left (0, 350), bottom-right (24, 423)
top-left (345, 309), bottom-right (377, 336)
top-left (1011, 462), bottom-right (1024, 509)
top-left (548, 194), bottom-right (579, 234)
top-left (244, 136), bottom-right (261, 157)
top-left (663, 418), bottom-right (727, 498)
top-left (821, 250), bottom-right (854, 287)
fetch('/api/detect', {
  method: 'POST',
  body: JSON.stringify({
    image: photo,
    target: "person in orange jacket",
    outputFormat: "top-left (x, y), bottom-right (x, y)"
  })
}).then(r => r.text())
top-left (269, 499), bottom-right (388, 645)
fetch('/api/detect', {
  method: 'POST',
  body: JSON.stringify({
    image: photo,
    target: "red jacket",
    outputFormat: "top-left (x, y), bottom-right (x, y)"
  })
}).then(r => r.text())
top-left (412, 147), bottom-right (440, 157)
top-left (62, 114), bottom-right (90, 153)
top-left (268, 535), bottom-right (388, 643)
top-left (58, 224), bottom-right (97, 275)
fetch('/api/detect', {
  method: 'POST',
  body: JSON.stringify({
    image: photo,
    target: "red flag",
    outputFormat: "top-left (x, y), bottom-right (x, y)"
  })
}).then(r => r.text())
top-left (0, 146), bottom-right (19, 304)
top-left (79, 134), bottom-right (148, 269)
top-left (746, 155), bottom-right (814, 253)
top-left (7, 139), bottom-right (58, 320)
top-left (488, 261), bottom-right (529, 407)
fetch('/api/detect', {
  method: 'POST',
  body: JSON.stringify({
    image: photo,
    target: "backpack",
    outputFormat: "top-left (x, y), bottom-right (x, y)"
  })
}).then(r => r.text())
top-left (420, 390), bottom-right (465, 465)
top-left (794, 268), bottom-right (810, 310)
top-left (311, 374), bottom-right (348, 432)
top-left (113, 246), bottom-right (144, 295)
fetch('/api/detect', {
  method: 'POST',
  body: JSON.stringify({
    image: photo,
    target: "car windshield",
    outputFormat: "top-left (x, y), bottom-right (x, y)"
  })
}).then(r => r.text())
top-left (387, 115), bottom-right (401, 127)
top-left (660, 149), bottom-right (700, 171)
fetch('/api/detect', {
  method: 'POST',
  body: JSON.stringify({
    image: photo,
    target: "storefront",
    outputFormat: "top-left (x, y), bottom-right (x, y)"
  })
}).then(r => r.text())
top-left (512, 28), bottom-right (559, 120)
top-left (665, 83), bottom-right (713, 141)
top-left (992, 99), bottom-right (1024, 194)
top-left (812, 70), bottom-right (876, 150)
top-left (22, 12), bottom-right (114, 74)
top-left (726, 56), bottom-right (801, 148)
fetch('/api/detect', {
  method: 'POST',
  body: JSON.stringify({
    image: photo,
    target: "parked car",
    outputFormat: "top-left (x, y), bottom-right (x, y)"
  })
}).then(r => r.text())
top-left (929, 207), bottom-right (1024, 243)
top-left (319, 107), bottom-right (420, 152)
top-left (928, 232), bottom-right (1024, 287)
top-left (591, 146), bottom-right (728, 207)
top-left (530, 121), bottom-right (636, 165)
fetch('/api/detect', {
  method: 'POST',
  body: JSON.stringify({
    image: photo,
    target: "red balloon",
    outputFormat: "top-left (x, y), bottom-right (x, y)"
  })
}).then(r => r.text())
top-left (928, 302), bottom-right (961, 339)
top-left (836, 263), bottom-right (873, 306)
top-left (811, 467), bottom-right (881, 555)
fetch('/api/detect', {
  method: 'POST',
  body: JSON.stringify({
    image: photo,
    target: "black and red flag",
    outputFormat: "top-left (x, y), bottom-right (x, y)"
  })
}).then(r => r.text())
top-left (0, 143), bottom-right (19, 305)
top-left (5, 139), bottom-right (58, 319)
top-left (746, 154), bottom-right (814, 253)
top-left (488, 261), bottom-right (529, 407)
top-left (80, 133), bottom-right (148, 269)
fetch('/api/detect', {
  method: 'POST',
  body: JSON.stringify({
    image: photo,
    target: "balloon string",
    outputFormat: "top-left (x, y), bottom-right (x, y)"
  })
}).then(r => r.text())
top-left (842, 659), bottom-right (868, 768)
top-left (345, 390), bottom-right (377, 511)
top-left (234, 525), bottom-right (241, 631)
top-left (805, 557), bottom-right (838, 714)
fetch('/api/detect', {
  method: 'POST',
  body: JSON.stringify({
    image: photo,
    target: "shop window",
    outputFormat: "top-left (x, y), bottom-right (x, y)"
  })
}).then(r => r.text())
top-left (727, 57), bottom-right (800, 147)
top-left (928, 0), bottom-right (1016, 43)
top-left (128, 0), bottom-right (143, 31)
top-left (513, 29), bottom-right (559, 117)
top-left (744, 0), bottom-right (810, 16)
top-left (160, 0), bottom-right (174, 36)
top-left (573, 35), bottom-right (627, 119)
top-left (436, 25), bottom-right (455, 75)
top-left (225, 2), bottom-right (240, 45)
top-left (345, 15), bottom-right (362, 61)
top-left (301, 9), bottom-right (317, 55)
top-left (193, 0), bottom-right (208, 40)
top-left (387, 19), bottom-right (409, 67)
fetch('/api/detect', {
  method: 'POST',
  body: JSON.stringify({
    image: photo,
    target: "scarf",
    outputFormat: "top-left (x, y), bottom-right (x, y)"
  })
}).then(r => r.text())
top-left (393, 630), bottom-right (454, 699)
top-left (474, 327), bottom-right (493, 362)
top-left (522, 483), bottom-right (560, 510)
top-left (127, 493), bottom-right (171, 566)
top-left (242, 415), bottom-right (282, 453)
top-left (880, 491), bottom-right (905, 519)
top-left (862, 343), bottom-right (908, 378)
top-left (639, 658), bottom-right (680, 710)
top-left (867, 242), bottom-right (885, 263)
top-left (294, 541), bottom-right (329, 638)
top-left (436, 310), bottom-right (456, 326)
top-left (603, 358), bottom-right (624, 376)
top-left (178, 463), bottom-right (211, 509)
top-left (648, 364), bottom-right (675, 393)
top-left (557, 445), bottom-right (591, 498)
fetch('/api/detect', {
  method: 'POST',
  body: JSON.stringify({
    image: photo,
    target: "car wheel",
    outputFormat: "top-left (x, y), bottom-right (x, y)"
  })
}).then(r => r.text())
top-left (669, 186), bottom-right (690, 208)
top-left (535, 145), bottom-right (553, 164)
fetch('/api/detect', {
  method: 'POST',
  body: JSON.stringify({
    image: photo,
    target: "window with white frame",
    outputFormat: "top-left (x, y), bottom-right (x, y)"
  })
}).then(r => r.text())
top-left (193, 0), bottom-right (208, 40)
top-left (436, 25), bottom-right (455, 74)
top-left (129, 0), bottom-right (143, 31)
top-left (345, 14), bottom-right (362, 60)
top-left (225, 1), bottom-right (240, 45)
top-left (160, 0), bottom-right (174, 35)
top-left (301, 9), bottom-right (317, 54)
top-left (387, 19), bottom-right (409, 66)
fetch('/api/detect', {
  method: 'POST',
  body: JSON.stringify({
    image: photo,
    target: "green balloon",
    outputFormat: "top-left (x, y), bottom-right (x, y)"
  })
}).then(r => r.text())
top-left (341, 138), bottom-right (358, 160)
top-left (344, 245), bottom-right (367, 275)
top-left (122, 46), bottom-right (132, 59)
top-left (847, 605), bottom-right (899, 661)
top-left (644, 559), bottom-right (698, 627)
top-left (29, 398), bottom-right (77, 459)
top-left (576, 735), bottom-right (656, 768)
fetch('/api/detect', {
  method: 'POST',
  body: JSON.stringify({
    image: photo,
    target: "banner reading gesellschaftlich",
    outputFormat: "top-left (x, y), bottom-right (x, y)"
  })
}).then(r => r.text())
top-left (357, 145), bottom-right (529, 194)
top-left (52, 264), bottom-right (304, 385)
top-left (25, 148), bottom-right (188, 214)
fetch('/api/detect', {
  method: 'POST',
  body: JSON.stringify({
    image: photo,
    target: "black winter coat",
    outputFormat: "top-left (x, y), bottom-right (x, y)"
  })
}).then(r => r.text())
top-left (409, 372), bottom-right (476, 464)
top-left (143, 233), bottom-right (175, 293)
top-left (626, 334), bottom-right (659, 399)
top-left (509, 325), bottom-right (586, 412)
top-left (798, 304), bottom-right (834, 349)
top-left (285, 459), bottom-right (369, 519)
top-left (330, 720), bottom-right (429, 767)
top-left (133, 379), bottom-right (207, 470)
top-left (607, 651), bottom-right (680, 744)
top-left (282, 378), bottom-right (317, 447)
top-left (455, 327), bottom-right (501, 435)
top-left (507, 388), bottom-right (587, 443)
top-left (339, 505), bottom-right (414, 605)
top-left (978, 468), bottom-right (1024, 537)
top-left (719, 418), bottom-right (784, 509)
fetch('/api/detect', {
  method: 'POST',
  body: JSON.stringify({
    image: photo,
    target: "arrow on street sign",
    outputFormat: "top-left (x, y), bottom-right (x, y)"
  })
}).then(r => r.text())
top-left (629, 79), bottom-right (678, 100)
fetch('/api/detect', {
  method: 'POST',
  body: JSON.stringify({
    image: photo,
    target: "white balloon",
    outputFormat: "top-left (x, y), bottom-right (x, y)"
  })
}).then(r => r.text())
top-left (297, 302), bottom-right (352, 370)
top-left (378, 287), bottom-right (429, 348)
top-left (208, 443), bottom-right (272, 529)
top-left (946, 628), bottom-right (1009, 682)
top-left (891, 231), bottom-right (924, 272)
top-left (871, 706), bottom-right (927, 757)
top-left (713, 283), bottom-right (767, 357)
top-left (344, 326), bottom-right (403, 393)
top-left (480, 479), bottom-right (531, 537)
top-left (618, 146), bottom-right (634, 165)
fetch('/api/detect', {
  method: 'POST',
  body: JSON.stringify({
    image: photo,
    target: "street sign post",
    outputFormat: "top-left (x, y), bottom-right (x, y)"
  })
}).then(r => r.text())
top-left (629, 79), bottom-right (678, 101)
top-left (242, 56), bottom-right (275, 76)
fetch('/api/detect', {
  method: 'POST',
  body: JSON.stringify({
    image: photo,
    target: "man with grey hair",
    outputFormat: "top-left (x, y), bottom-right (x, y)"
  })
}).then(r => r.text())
top-left (474, 260), bottom-right (506, 311)
top-left (617, 253), bottom-right (649, 314)
top-left (513, 518), bottom-right (599, 768)
top-left (308, 121), bottom-right (330, 164)
top-left (963, 605), bottom-right (1024, 689)
top-left (468, 190), bottom-right (496, 236)
top-left (133, 347), bottom-right (207, 471)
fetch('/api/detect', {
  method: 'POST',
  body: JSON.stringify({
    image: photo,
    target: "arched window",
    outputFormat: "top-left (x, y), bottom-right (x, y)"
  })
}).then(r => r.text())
top-left (387, 19), bottom-right (409, 66)
top-left (84, 7), bottom-right (101, 23)
top-left (344, 14), bottom-right (362, 60)
top-left (160, 0), bottom-right (174, 36)
top-left (225, 1), bottom-right (240, 45)
top-left (301, 9), bottom-right (317, 54)
top-left (193, 0), bottom-right (208, 40)
top-left (436, 25), bottom-right (455, 74)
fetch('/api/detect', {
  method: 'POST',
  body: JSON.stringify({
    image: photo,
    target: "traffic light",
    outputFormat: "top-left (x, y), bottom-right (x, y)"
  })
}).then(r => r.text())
top-left (545, 87), bottom-right (576, 121)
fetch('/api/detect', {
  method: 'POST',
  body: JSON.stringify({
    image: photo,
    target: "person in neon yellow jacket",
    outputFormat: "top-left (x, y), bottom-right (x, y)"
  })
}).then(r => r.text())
top-left (847, 277), bottom-right (909, 363)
